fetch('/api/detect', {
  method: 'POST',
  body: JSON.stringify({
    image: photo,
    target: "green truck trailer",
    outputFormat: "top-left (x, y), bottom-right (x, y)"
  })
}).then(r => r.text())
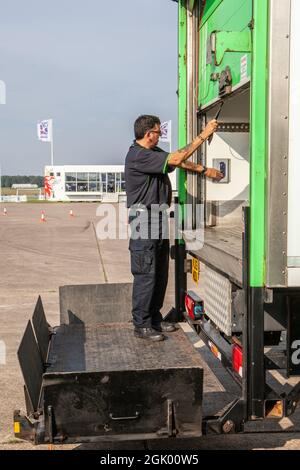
top-left (172, 0), bottom-right (300, 430)
top-left (14, 0), bottom-right (300, 445)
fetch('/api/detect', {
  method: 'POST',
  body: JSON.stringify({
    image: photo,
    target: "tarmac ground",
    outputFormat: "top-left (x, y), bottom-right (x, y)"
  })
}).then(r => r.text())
top-left (1, 203), bottom-right (300, 450)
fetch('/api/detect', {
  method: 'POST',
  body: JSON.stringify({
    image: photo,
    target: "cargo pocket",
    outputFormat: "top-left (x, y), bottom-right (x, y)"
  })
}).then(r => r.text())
top-left (129, 240), bottom-right (154, 275)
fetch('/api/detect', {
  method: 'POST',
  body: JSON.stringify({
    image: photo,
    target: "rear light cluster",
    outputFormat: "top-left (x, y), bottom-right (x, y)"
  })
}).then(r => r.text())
top-left (185, 291), bottom-right (204, 321)
top-left (232, 344), bottom-right (243, 377)
top-left (185, 291), bottom-right (243, 378)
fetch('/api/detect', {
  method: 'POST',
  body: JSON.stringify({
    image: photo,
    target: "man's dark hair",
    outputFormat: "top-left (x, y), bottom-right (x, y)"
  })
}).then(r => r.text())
top-left (134, 115), bottom-right (161, 140)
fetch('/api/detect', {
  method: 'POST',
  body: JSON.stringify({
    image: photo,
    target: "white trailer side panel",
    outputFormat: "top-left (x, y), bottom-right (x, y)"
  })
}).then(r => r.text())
top-left (287, 0), bottom-right (300, 285)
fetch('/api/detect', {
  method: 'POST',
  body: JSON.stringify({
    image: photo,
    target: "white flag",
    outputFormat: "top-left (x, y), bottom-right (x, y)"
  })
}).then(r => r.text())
top-left (159, 120), bottom-right (172, 143)
top-left (37, 119), bottom-right (53, 142)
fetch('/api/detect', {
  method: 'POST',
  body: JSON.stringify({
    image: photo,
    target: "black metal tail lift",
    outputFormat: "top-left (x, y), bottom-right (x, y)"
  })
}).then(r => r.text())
top-left (14, 284), bottom-right (204, 445)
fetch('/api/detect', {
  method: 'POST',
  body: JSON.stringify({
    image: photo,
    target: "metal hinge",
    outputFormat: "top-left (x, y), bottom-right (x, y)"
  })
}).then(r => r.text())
top-left (248, 19), bottom-right (254, 30)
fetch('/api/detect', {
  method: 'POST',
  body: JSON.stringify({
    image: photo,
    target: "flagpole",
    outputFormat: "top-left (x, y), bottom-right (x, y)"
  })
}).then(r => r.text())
top-left (50, 120), bottom-right (54, 166)
top-left (51, 137), bottom-right (54, 167)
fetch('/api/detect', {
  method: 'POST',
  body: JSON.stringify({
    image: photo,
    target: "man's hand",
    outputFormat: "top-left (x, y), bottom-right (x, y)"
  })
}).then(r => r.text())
top-left (178, 162), bottom-right (224, 180)
top-left (204, 167), bottom-right (224, 181)
top-left (201, 119), bottom-right (218, 140)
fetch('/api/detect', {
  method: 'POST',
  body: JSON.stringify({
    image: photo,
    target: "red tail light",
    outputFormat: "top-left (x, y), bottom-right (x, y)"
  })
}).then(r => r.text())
top-left (232, 344), bottom-right (243, 377)
top-left (185, 291), bottom-right (204, 321)
top-left (185, 294), bottom-right (196, 320)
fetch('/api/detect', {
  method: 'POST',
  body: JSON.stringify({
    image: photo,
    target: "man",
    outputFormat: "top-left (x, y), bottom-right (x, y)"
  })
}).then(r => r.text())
top-left (125, 115), bottom-right (222, 342)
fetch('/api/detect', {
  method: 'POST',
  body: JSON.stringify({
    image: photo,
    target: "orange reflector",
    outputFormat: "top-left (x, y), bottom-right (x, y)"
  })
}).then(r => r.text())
top-left (208, 341), bottom-right (221, 361)
top-left (265, 400), bottom-right (284, 418)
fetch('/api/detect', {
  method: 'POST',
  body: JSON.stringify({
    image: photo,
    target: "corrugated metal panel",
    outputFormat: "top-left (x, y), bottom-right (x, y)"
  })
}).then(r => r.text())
top-left (202, 265), bottom-right (232, 336)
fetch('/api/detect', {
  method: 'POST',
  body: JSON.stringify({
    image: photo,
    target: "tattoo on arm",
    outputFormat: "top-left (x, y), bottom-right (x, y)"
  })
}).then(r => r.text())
top-left (178, 143), bottom-right (194, 154)
top-left (177, 134), bottom-right (204, 155)
top-left (180, 161), bottom-right (198, 171)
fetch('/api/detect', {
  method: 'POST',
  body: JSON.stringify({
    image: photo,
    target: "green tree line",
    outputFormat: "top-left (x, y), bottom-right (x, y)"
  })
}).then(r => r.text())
top-left (0, 175), bottom-right (44, 187)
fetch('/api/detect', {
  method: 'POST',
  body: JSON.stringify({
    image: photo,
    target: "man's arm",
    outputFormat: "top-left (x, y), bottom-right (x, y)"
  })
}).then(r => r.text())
top-left (178, 161), bottom-right (223, 181)
top-left (179, 161), bottom-right (203, 172)
top-left (167, 119), bottom-right (218, 167)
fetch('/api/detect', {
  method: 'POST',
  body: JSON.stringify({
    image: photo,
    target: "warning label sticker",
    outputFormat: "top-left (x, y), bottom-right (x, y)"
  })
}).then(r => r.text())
top-left (192, 258), bottom-right (200, 284)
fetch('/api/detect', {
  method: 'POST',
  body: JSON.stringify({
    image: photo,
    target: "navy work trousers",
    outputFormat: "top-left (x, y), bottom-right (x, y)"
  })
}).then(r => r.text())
top-left (129, 212), bottom-right (169, 328)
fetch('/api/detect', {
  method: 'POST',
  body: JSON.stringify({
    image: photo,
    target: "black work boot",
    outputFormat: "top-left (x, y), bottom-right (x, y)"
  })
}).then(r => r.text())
top-left (152, 322), bottom-right (177, 333)
top-left (134, 327), bottom-right (165, 342)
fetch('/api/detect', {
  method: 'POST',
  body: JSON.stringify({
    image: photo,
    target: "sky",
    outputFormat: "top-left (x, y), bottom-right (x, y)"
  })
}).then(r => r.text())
top-left (0, 0), bottom-right (178, 175)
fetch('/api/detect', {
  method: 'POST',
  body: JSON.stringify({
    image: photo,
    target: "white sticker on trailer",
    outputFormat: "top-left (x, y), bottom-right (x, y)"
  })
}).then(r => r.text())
top-left (240, 55), bottom-right (248, 82)
top-left (287, 268), bottom-right (300, 287)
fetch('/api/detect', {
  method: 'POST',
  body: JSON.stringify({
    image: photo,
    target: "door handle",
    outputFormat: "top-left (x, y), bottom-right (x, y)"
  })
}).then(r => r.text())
top-left (109, 411), bottom-right (140, 421)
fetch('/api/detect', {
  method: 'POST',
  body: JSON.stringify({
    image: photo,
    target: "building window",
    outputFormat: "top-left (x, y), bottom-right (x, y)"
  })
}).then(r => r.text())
top-left (77, 182), bottom-right (88, 191)
top-left (63, 170), bottom-right (124, 194)
top-left (107, 173), bottom-right (115, 193)
top-left (101, 173), bottom-right (107, 193)
top-left (89, 173), bottom-right (99, 181)
top-left (56, 172), bottom-right (61, 177)
top-left (65, 172), bottom-right (76, 192)
top-left (88, 173), bottom-right (100, 192)
top-left (115, 173), bottom-right (120, 193)
top-left (89, 182), bottom-right (100, 192)
top-left (115, 173), bottom-right (125, 192)
top-left (76, 172), bottom-right (88, 192)
top-left (66, 173), bottom-right (76, 182)
top-left (121, 172), bottom-right (126, 192)
top-left (50, 172), bottom-right (54, 176)
top-left (77, 172), bottom-right (88, 182)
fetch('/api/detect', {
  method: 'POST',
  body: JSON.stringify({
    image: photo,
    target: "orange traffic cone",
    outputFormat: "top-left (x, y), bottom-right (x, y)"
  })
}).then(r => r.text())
top-left (69, 209), bottom-right (74, 217)
top-left (40, 211), bottom-right (46, 222)
top-left (3, 207), bottom-right (7, 216)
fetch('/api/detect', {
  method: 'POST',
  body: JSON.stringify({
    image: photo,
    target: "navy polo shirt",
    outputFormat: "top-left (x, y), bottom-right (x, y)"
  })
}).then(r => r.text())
top-left (125, 141), bottom-right (175, 209)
